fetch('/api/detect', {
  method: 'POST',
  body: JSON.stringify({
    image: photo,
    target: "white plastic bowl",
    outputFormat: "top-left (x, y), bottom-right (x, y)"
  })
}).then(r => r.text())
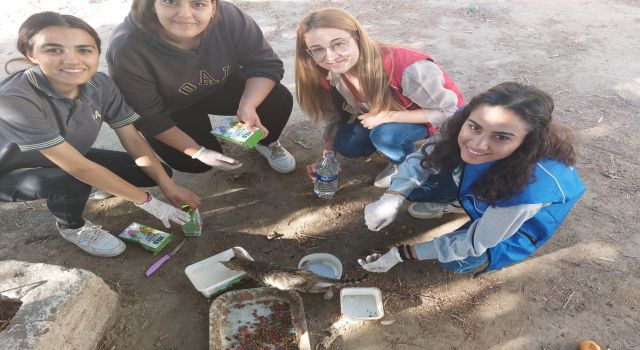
top-left (298, 253), bottom-right (343, 288)
top-left (340, 287), bottom-right (384, 320)
top-left (184, 247), bottom-right (252, 298)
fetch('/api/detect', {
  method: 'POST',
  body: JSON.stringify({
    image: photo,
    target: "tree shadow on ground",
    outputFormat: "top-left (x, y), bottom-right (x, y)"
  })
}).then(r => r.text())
top-left (2, 0), bottom-right (640, 349)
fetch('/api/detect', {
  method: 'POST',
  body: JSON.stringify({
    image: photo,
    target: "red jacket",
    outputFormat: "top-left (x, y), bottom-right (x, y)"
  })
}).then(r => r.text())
top-left (321, 46), bottom-right (463, 136)
top-left (381, 46), bottom-right (464, 135)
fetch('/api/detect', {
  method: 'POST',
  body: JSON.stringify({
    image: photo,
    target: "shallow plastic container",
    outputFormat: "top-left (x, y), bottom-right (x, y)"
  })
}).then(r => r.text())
top-left (184, 247), bottom-right (251, 298)
top-left (298, 253), bottom-right (343, 288)
top-left (340, 287), bottom-right (384, 320)
top-left (209, 287), bottom-right (311, 350)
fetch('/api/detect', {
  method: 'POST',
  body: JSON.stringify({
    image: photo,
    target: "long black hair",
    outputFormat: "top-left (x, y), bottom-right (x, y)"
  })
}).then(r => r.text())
top-left (421, 82), bottom-right (576, 203)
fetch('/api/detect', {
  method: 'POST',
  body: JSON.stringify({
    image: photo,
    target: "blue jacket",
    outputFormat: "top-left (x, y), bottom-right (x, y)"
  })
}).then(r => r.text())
top-left (459, 158), bottom-right (585, 272)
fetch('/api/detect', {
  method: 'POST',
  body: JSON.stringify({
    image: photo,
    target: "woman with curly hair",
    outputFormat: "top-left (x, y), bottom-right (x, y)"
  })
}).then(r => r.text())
top-left (360, 82), bottom-right (585, 274)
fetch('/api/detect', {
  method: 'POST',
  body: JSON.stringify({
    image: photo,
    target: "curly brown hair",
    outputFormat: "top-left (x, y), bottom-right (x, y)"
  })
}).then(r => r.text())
top-left (421, 82), bottom-right (576, 203)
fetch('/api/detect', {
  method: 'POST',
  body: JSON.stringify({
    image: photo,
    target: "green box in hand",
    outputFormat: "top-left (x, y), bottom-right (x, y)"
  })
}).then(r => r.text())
top-left (210, 117), bottom-right (265, 149)
top-left (181, 205), bottom-right (202, 237)
top-left (118, 223), bottom-right (173, 254)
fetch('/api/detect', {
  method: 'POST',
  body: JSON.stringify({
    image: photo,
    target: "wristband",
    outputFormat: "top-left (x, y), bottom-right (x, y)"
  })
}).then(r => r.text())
top-left (407, 245), bottom-right (418, 260)
top-left (135, 191), bottom-right (152, 206)
top-left (397, 245), bottom-right (417, 261)
top-left (396, 246), bottom-right (407, 262)
top-left (385, 190), bottom-right (406, 198)
top-left (191, 146), bottom-right (206, 159)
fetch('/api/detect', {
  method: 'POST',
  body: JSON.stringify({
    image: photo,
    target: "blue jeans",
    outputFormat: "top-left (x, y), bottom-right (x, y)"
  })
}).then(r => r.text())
top-left (333, 121), bottom-right (429, 164)
top-left (406, 170), bottom-right (459, 204)
top-left (405, 172), bottom-right (488, 273)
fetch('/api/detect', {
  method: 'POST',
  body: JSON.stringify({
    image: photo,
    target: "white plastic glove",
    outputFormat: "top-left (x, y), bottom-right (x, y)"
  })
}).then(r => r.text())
top-left (358, 247), bottom-right (403, 273)
top-left (364, 193), bottom-right (405, 231)
top-left (135, 193), bottom-right (191, 228)
top-left (192, 147), bottom-right (242, 170)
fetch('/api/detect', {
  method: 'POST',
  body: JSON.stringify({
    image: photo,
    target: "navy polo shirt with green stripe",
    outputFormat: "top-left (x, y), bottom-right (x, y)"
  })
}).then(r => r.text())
top-left (0, 67), bottom-right (140, 172)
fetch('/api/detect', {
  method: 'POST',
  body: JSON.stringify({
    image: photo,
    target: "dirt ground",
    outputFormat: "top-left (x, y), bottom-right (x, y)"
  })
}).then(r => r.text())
top-left (1, 1), bottom-right (639, 349)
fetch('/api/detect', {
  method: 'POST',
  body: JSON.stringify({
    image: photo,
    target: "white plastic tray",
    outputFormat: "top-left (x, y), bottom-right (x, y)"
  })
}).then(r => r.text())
top-left (340, 287), bottom-right (384, 320)
top-left (209, 287), bottom-right (311, 350)
top-left (184, 247), bottom-right (251, 298)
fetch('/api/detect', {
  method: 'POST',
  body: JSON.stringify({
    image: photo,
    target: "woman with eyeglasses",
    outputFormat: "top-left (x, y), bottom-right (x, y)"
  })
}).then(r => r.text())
top-left (295, 8), bottom-right (464, 188)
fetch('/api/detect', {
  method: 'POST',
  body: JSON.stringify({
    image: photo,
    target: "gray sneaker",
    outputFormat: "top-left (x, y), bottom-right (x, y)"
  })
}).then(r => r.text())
top-left (88, 189), bottom-right (113, 200)
top-left (373, 163), bottom-right (399, 188)
top-left (56, 220), bottom-right (125, 257)
top-left (408, 201), bottom-right (465, 219)
top-left (255, 140), bottom-right (296, 173)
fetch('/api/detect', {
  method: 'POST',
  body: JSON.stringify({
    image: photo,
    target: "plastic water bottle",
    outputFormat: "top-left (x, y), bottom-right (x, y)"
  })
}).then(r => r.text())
top-left (314, 151), bottom-right (339, 199)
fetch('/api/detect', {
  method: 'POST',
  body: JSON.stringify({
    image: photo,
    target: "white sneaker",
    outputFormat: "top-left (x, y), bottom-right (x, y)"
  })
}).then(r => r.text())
top-left (88, 189), bottom-right (113, 200)
top-left (408, 201), bottom-right (465, 219)
top-left (373, 163), bottom-right (399, 188)
top-left (56, 220), bottom-right (125, 257)
top-left (255, 140), bottom-right (296, 173)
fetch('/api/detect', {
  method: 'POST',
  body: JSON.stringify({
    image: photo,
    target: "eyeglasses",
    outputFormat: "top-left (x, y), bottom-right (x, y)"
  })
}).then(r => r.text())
top-left (306, 38), bottom-right (351, 62)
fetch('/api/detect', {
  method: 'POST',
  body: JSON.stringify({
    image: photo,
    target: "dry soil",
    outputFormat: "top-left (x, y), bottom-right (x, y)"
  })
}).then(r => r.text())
top-left (1, 1), bottom-right (639, 349)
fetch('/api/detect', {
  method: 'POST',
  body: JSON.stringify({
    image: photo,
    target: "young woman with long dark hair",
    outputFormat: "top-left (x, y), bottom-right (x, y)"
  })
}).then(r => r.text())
top-left (360, 82), bottom-right (585, 274)
top-left (0, 12), bottom-right (199, 257)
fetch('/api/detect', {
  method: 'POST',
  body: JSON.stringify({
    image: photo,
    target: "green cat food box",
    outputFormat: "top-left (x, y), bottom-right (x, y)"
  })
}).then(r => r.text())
top-left (118, 223), bottom-right (173, 254)
top-left (210, 117), bottom-right (265, 148)
top-left (181, 204), bottom-right (202, 237)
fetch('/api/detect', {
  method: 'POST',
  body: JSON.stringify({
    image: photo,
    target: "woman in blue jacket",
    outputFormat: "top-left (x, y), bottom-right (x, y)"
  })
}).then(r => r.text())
top-left (360, 82), bottom-right (585, 274)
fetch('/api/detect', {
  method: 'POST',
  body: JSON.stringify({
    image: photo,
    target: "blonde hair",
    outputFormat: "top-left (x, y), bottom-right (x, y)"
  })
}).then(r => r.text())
top-left (295, 8), bottom-right (403, 123)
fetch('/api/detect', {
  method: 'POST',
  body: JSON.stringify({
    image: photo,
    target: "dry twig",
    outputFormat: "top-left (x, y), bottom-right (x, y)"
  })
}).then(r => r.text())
top-left (450, 313), bottom-right (467, 325)
top-left (561, 290), bottom-right (575, 310)
top-left (292, 137), bottom-right (312, 150)
top-left (296, 232), bottom-right (327, 240)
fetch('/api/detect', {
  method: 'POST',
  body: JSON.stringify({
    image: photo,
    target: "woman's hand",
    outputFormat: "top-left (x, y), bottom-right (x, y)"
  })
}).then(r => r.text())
top-left (236, 77), bottom-right (275, 137)
top-left (135, 193), bottom-right (191, 228)
top-left (192, 147), bottom-right (242, 170)
top-left (364, 193), bottom-right (405, 231)
top-left (306, 163), bottom-right (317, 182)
top-left (358, 111), bottom-right (393, 129)
top-left (357, 247), bottom-right (403, 273)
top-left (237, 104), bottom-right (269, 137)
top-left (307, 149), bottom-right (341, 183)
top-left (161, 183), bottom-right (202, 209)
